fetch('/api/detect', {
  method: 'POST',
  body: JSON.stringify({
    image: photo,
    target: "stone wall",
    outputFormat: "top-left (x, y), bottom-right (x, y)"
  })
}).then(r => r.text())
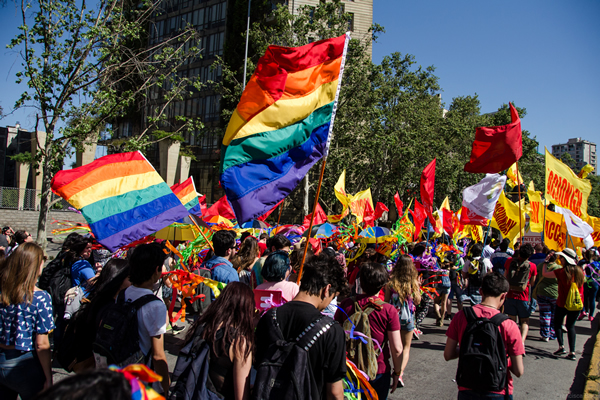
top-left (0, 209), bottom-right (87, 239)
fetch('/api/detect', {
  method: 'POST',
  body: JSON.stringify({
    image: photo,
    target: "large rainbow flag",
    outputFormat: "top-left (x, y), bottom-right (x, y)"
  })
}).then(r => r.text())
top-left (51, 151), bottom-right (189, 251)
top-left (171, 177), bottom-right (202, 216)
top-left (220, 33), bottom-right (350, 222)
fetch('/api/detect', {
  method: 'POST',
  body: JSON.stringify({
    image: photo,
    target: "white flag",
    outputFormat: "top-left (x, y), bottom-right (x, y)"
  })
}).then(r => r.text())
top-left (462, 174), bottom-right (507, 220)
top-left (555, 206), bottom-right (594, 248)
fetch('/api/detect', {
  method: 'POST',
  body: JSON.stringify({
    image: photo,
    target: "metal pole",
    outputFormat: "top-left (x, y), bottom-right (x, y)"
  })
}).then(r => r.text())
top-left (242, 0), bottom-right (251, 89)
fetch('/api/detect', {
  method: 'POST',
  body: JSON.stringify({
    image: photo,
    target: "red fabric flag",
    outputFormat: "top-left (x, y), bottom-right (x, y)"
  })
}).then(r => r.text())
top-left (301, 203), bottom-right (328, 230)
top-left (203, 195), bottom-right (236, 220)
top-left (198, 195), bottom-right (207, 215)
top-left (257, 199), bottom-right (284, 221)
top-left (362, 201), bottom-right (377, 227)
top-left (394, 192), bottom-right (404, 217)
top-left (420, 158), bottom-right (436, 225)
top-left (411, 200), bottom-right (428, 241)
top-left (374, 202), bottom-right (389, 220)
top-left (459, 206), bottom-right (489, 226)
top-left (442, 208), bottom-right (455, 235)
top-left (464, 103), bottom-right (523, 174)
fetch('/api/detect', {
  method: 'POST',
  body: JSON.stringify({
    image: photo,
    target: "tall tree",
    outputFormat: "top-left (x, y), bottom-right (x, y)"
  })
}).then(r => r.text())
top-left (8, 0), bottom-right (203, 248)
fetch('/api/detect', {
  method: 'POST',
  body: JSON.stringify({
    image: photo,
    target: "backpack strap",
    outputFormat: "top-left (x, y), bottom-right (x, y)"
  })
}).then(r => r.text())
top-left (209, 262), bottom-right (227, 272)
top-left (463, 306), bottom-right (477, 324)
top-left (489, 312), bottom-right (509, 327)
top-left (295, 316), bottom-right (335, 352)
top-left (131, 294), bottom-right (161, 310)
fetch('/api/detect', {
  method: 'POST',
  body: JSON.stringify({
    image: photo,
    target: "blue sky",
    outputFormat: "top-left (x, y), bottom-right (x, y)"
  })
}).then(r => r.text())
top-left (0, 0), bottom-right (598, 154)
top-left (371, 0), bottom-right (600, 151)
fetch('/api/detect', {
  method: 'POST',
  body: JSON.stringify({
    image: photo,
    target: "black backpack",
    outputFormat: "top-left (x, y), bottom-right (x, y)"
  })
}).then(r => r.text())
top-left (169, 324), bottom-right (223, 400)
top-left (93, 290), bottom-right (160, 367)
top-left (507, 259), bottom-right (531, 293)
top-left (252, 308), bottom-right (335, 400)
top-left (38, 253), bottom-right (71, 311)
top-left (467, 259), bottom-right (485, 288)
top-left (456, 307), bottom-right (509, 395)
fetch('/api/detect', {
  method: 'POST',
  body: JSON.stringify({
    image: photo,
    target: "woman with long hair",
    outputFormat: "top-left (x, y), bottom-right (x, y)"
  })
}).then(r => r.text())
top-left (182, 282), bottom-right (255, 400)
top-left (64, 235), bottom-right (95, 288)
top-left (534, 251), bottom-right (560, 341)
top-left (232, 237), bottom-right (260, 287)
top-left (0, 242), bottom-right (54, 399)
top-left (385, 255), bottom-right (421, 388)
top-left (542, 249), bottom-right (585, 360)
top-left (434, 252), bottom-right (455, 327)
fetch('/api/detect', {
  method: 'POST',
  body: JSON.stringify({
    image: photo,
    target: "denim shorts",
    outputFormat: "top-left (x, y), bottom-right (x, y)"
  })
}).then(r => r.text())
top-left (504, 297), bottom-right (532, 319)
top-left (460, 290), bottom-right (482, 305)
top-left (401, 314), bottom-right (415, 332)
top-left (437, 286), bottom-right (451, 295)
top-left (0, 349), bottom-right (46, 400)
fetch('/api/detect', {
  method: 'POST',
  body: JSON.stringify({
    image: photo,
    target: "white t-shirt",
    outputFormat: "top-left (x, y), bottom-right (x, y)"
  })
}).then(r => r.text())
top-left (124, 286), bottom-right (167, 356)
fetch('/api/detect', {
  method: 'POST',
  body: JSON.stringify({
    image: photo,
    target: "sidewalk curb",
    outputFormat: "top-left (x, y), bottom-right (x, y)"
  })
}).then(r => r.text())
top-left (584, 320), bottom-right (600, 399)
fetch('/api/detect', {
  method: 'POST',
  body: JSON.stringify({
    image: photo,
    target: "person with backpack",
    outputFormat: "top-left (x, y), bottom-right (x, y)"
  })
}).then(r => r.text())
top-left (533, 251), bottom-right (560, 341)
top-left (202, 230), bottom-right (238, 287)
top-left (253, 254), bottom-right (348, 400)
top-left (171, 281), bottom-right (255, 400)
top-left (0, 242), bottom-right (55, 399)
top-left (580, 249), bottom-right (599, 322)
top-left (335, 262), bottom-right (403, 400)
top-left (95, 243), bottom-right (169, 393)
top-left (461, 243), bottom-right (492, 306)
top-left (444, 272), bottom-right (525, 399)
top-left (232, 236), bottom-right (260, 287)
top-left (490, 239), bottom-right (512, 276)
top-left (503, 243), bottom-right (537, 345)
top-left (542, 248), bottom-right (585, 360)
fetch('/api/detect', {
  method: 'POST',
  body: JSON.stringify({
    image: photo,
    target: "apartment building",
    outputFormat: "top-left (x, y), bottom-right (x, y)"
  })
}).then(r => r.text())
top-left (552, 137), bottom-right (597, 175)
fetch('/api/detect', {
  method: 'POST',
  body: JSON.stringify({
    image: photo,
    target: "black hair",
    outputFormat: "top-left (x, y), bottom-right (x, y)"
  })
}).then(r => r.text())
top-left (64, 235), bottom-right (91, 267)
top-left (33, 368), bottom-right (131, 400)
top-left (359, 262), bottom-right (389, 296)
top-left (410, 244), bottom-right (426, 258)
top-left (240, 231), bottom-right (252, 243)
top-left (1, 226), bottom-right (11, 234)
top-left (267, 234), bottom-right (291, 251)
top-left (469, 242), bottom-right (484, 258)
top-left (12, 230), bottom-right (29, 245)
top-left (259, 233), bottom-right (268, 240)
top-left (519, 243), bottom-right (534, 260)
top-left (87, 259), bottom-right (130, 302)
top-left (443, 252), bottom-right (457, 267)
top-left (128, 243), bottom-right (166, 285)
top-left (481, 272), bottom-right (510, 297)
top-left (499, 238), bottom-right (510, 252)
top-left (299, 254), bottom-right (348, 297)
top-left (321, 247), bottom-right (336, 259)
top-left (261, 251), bottom-right (290, 282)
top-left (212, 230), bottom-right (236, 257)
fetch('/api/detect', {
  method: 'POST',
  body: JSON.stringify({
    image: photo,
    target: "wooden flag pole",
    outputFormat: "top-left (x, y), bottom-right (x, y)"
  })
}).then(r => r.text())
top-left (297, 157), bottom-right (327, 285)
top-left (190, 217), bottom-right (214, 252)
top-left (277, 199), bottom-right (285, 226)
top-left (516, 161), bottom-right (523, 246)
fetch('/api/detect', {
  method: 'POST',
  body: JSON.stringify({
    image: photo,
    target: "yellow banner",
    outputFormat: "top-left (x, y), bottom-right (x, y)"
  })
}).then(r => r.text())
top-left (527, 181), bottom-right (544, 233)
top-left (588, 216), bottom-right (600, 247)
top-left (491, 191), bottom-right (523, 245)
top-left (328, 170), bottom-right (350, 223)
top-left (349, 188), bottom-right (374, 224)
top-left (465, 225), bottom-right (484, 243)
top-left (545, 148), bottom-right (592, 219)
top-left (544, 209), bottom-right (566, 251)
top-left (506, 162), bottom-right (523, 187)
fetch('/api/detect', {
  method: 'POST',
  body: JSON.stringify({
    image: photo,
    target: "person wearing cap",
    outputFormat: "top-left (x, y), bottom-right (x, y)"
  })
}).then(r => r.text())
top-left (542, 248), bottom-right (584, 360)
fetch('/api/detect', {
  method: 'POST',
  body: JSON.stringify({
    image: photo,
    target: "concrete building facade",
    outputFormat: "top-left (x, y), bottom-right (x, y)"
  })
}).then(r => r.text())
top-left (552, 137), bottom-right (597, 175)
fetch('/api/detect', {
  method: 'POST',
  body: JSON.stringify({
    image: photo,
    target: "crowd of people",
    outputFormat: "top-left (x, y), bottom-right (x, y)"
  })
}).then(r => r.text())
top-left (0, 224), bottom-right (598, 400)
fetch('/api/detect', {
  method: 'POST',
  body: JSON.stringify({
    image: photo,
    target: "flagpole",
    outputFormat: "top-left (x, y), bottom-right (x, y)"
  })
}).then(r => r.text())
top-left (483, 219), bottom-right (492, 246)
top-left (516, 161), bottom-right (523, 246)
top-left (542, 196), bottom-right (547, 245)
top-left (277, 199), bottom-right (285, 226)
top-left (190, 217), bottom-right (214, 252)
top-left (297, 157), bottom-right (327, 285)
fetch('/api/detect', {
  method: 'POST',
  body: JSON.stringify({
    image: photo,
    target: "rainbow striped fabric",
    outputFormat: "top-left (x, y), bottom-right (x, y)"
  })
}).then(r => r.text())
top-left (220, 33), bottom-right (350, 222)
top-left (51, 151), bottom-right (189, 251)
top-left (171, 177), bottom-right (202, 216)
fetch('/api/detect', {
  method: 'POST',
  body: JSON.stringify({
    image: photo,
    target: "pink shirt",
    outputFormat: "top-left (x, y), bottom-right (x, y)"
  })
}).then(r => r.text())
top-left (255, 280), bottom-right (300, 303)
top-left (446, 304), bottom-right (525, 395)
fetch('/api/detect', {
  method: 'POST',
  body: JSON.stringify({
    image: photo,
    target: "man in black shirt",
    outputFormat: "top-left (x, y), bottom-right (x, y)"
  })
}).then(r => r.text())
top-left (254, 255), bottom-right (348, 399)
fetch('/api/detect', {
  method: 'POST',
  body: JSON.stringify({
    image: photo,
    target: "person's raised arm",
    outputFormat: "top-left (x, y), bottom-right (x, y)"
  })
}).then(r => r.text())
top-left (509, 354), bottom-right (524, 377)
top-left (542, 263), bottom-right (557, 279)
top-left (325, 380), bottom-right (344, 400)
top-left (151, 334), bottom-right (170, 394)
top-left (231, 338), bottom-right (252, 400)
top-left (35, 333), bottom-right (52, 390)
top-left (444, 337), bottom-right (459, 361)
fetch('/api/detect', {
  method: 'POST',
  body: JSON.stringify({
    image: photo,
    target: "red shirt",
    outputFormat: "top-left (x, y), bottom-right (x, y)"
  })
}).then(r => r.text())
top-left (504, 258), bottom-right (537, 301)
top-left (334, 295), bottom-right (401, 374)
top-left (446, 304), bottom-right (525, 395)
top-left (555, 268), bottom-right (584, 308)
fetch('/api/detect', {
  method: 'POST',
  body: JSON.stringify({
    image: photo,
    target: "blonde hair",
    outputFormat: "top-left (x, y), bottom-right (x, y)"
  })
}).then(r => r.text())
top-left (389, 255), bottom-right (421, 305)
top-left (0, 242), bottom-right (45, 306)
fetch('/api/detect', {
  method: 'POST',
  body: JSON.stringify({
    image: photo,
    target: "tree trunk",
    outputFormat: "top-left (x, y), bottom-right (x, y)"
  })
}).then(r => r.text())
top-left (36, 148), bottom-right (52, 251)
top-left (303, 175), bottom-right (309, 216)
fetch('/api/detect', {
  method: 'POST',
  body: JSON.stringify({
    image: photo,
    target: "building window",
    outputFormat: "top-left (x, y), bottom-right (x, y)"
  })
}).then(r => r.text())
top-left (347, 12), bottom-right (354, 31)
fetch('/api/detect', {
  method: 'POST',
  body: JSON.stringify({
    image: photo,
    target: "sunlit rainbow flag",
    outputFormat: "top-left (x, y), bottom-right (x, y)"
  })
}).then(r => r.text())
top-left (220, 33), bottom-right (350, 222)
top-left (171, 177), bottom-right (202, 216)
top-left (51, 151), bottom-right (189, 251)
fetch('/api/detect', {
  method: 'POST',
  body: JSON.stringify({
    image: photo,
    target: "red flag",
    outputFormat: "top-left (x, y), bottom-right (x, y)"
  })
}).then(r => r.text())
top-left (374, 202), bottom-right (389, 220)
top-left (198, 195), bottom-right (207, 215)
top-left (411, 200), bottom-right (428, 240)
top-left (464, 103), bottom-right (523, 173)
top-left (203, 195), bottom-right (236, 220)
top-left (442, 208), bottom-right (455, 234)
top-left (394, 192), bottom-right (404, 216)
top-left (420, 158), bottom-right (436, 225)
top-left (257, 199), bottom-right (284, 221)
top-left (459, 206), bottom-right (489, 226)
top-left (301, 203), bottom-right (328, 230)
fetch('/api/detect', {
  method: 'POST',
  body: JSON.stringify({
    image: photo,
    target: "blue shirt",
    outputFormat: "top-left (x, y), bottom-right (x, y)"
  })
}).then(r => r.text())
top-left (205, 256), bottom-right (238, 285)
top-left (71, 260), bottom-right (95, 287)
top-left (0, 290), bottom-right (55, 351)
